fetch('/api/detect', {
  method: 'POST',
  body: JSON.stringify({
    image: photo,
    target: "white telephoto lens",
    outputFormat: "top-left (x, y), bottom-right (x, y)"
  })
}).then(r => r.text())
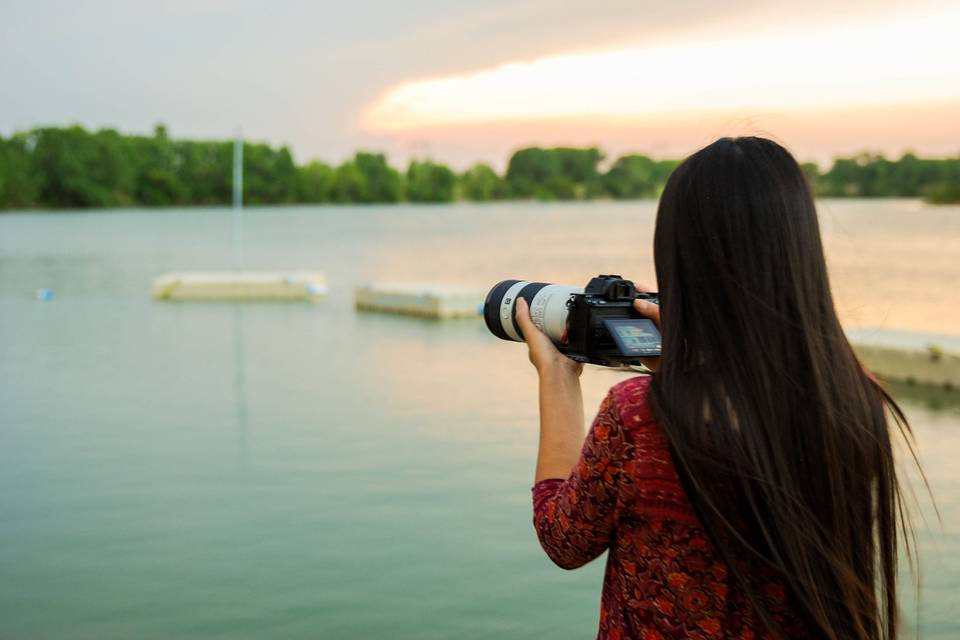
top-left (498, 281), bottom-right (529, 341)
top-left (527, 285), bottom-right (582, 341)
top-left (484, 279), bottom-right (583, 344)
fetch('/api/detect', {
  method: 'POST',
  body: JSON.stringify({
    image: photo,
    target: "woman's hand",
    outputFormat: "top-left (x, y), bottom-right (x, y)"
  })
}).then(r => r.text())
top-left (633, 295), bottom-right (662, 373)
top-left (515, 297), bottom-right (583, 379)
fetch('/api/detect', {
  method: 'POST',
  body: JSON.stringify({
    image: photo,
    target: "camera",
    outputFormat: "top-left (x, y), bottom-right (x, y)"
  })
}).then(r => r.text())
top-left (483, 275), bottom-right (661, 367)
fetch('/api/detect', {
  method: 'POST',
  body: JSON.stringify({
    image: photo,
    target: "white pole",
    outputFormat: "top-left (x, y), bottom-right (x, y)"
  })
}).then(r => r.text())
top-left (232, 128), bottom-right (244, 271)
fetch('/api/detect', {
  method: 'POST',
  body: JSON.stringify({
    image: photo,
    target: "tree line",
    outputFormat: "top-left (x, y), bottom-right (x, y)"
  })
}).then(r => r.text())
top-left (1, 125), bottom-right (958, 209)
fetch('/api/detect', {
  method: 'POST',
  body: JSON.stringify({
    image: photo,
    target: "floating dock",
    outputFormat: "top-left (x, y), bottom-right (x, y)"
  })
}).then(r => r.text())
top-left (354, 283), bottom-right (484, 319)
top-left (152, 272), bottom-right (327, 302)
top-left (854, 344), bottom-right (959, 389)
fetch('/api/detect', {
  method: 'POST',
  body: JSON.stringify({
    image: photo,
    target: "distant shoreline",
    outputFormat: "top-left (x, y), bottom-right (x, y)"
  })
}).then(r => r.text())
top-left (1, 196), bottom-right (956, 215)
top-left (3, 125), bottom-right (959, 209)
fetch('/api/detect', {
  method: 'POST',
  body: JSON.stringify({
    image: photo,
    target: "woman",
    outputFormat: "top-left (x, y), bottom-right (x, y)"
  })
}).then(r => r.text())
top-left (516, 137), bottom-right (918, 639)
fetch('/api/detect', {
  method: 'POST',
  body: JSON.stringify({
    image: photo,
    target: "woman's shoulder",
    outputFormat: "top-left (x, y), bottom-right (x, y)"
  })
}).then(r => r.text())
top-left (605, 376), bottom-right (695, 521)
top-left (607, 375), bottom-right (656, 428)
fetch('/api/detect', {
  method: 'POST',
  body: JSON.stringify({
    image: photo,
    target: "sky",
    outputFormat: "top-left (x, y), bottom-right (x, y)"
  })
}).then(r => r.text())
top-left (2, 0), bottom-right (959, 169)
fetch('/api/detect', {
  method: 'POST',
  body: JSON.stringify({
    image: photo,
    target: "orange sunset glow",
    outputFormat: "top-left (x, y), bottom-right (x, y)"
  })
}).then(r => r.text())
top-left (361, 3), bottom-right (960, 163)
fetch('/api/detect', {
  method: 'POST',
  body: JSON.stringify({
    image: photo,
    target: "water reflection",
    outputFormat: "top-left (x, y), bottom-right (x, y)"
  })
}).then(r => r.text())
top-left (354, 311), bottom-right (638, 438)
top-left (2, 203), bottom-right (959, 639)
top-left (232, 304), bottom-right (250, 472)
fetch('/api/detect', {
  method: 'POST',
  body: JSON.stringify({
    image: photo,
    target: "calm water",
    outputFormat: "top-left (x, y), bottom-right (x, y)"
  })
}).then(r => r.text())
top-left (1, 200), bottom-right (958, 639)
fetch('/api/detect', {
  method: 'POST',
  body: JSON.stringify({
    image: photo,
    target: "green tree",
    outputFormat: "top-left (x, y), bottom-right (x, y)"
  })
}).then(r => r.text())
top-left (812, 152), bottom-right (960, 201)
top-left (923, 182), bottom-right (960, 204)
top-left (330, 160), bottom-right (367, 203)
top-left (0, 133), bottom-right (40, 208)
top-left (297, 160), bottom-right (334, 203)
top-left (555, 147), bottom-right (603, 185)
top-left (130, 124), bottom-right (185, 206)
top-left (603, 155), bottom-right (677, 199)
top-left (539, 175), bottom-right (576, 200)
top-left (505, 147), bottom-right (602, 200)
top-left (3, 126), bottom-right (959, 209)
top-left (31, 126), bottom-right (139, 207)
top-left (242, 143), bottom-right (298, 204)
top-left (355, 152), bottom-right (402, 202)
top-left (460, 163), bottom-right (508, 201)
top-left (175, 140), bottom-right (232, 205)
top-left (800, 162), bottom-right (821, 191)
top-left (329, 152), bottom-right (401, 203)
top-left (405, 160), bottom-right (456, 202)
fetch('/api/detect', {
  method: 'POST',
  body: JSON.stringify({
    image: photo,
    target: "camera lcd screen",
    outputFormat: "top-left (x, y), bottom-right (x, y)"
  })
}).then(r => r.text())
top-left (603, 318), bottom-right (662, 357)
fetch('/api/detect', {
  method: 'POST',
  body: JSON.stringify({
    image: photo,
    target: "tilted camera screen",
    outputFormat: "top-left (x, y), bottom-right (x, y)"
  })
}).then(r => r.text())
top-left (603, 318), bottom-right (662, 357)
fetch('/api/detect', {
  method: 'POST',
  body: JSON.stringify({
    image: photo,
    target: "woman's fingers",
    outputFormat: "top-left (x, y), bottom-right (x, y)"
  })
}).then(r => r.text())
top-left (516, 297), bottom-right (552, 344)
top-left (516, 297), bottom-right (571, 373)
top-left (515, 297), bottom-right (550, 352)
top-left (514, 297), bottom-right (538, 340)
top-left (633, 298), bottom-right (661, 329)
top-left (633, 298), bottom-right (662, 372)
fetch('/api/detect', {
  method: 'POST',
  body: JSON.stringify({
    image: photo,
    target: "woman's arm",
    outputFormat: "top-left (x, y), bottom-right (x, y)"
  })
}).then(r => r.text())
top-left (531, 392), bottom-right (625, 569)
top-left (533, 364), bottom-right (585, 482)
top-left (517, 296), bottom-right (636, 569)
top-left (514, 297), bottom-right (585, 482)
top-left (514, 293), bottom-right (659, 480)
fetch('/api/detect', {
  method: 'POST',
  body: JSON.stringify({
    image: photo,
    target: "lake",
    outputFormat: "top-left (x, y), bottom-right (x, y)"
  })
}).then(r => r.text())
top-left (1, 200), bottom-right (958, 639)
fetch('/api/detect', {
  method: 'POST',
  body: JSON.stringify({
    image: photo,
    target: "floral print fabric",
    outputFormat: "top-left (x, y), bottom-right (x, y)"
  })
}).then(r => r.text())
top-left (532, 376), bottom-right (804, 639)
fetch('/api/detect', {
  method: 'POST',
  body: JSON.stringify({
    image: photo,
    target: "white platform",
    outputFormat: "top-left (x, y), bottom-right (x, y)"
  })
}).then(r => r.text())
top-left (152, 272), bottom-right (327, 302)
top-left (354, 283), bottom-right (484, 319)
top-left (854, 344), bottom-right (960, 388)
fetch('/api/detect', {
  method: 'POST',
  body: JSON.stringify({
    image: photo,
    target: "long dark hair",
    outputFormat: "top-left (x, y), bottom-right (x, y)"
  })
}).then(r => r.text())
top-left (650, 137), bottom-right (919, 639)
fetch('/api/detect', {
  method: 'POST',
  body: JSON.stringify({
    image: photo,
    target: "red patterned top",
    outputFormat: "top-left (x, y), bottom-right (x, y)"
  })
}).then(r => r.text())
top-left (532, 376), bottom-right (807, 639)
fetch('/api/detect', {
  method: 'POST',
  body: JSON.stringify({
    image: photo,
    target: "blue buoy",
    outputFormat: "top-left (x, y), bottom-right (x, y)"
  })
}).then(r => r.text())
top-left (36, 288), bottom-right (54, 301)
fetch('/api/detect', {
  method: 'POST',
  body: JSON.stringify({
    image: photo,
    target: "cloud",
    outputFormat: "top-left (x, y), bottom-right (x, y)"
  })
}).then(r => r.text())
top-left (361, 4), bottom-right (960, 133)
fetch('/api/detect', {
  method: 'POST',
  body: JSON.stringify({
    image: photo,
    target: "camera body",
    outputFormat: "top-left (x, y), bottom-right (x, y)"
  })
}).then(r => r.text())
top-left (484, 274), bottom-right (661, 367)
top-left (564, 275), bottom-right (660, 366)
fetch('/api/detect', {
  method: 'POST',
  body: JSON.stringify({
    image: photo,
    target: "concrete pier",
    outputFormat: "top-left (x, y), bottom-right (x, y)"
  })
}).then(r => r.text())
top-left (354, 283), bottom-right (484, 319)
top-left (854, 344), bottom-right (959, 389)
top-left (152, 272), bottom-right (327, 302)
